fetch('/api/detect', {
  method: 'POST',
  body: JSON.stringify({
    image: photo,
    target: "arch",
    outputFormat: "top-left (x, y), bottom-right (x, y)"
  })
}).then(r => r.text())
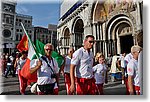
top-left (112, 20), bottom-right (132, 39)
top-left (106, 13), bottom-right (136, 40)
top-left (106, 14), bottom-right (135, 54)
top-left (63, 27), bottom-right (70, 37)
top-left (72, 16), bottom-right (82, 33)
top-left (71, 17), bottom-right (84, 50)
top-left (62, 26), bottom-right (70, 36)
top-left (92, 1), bottom-right (107, 23)
top-left (60, 26), bottom-right (71, 55)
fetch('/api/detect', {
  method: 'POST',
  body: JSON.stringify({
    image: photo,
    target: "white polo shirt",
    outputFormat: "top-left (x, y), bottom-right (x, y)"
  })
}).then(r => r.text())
top-left (71, 47), bottom-right (94, 79)
top-left (127, 58), bottom-right (139, 86)
top-left (93, 64), bottom-right (107, 84)
top-left (64, 56), bottom-right (71, 73)
top-left (124, 53), bottom-right (133, 64)
top-left (31, 56), bottom-right (59, 85)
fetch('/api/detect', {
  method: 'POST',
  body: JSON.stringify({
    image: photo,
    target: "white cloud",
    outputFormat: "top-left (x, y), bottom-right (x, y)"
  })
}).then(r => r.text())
top-left (16, 6), bottom-right (28, 14)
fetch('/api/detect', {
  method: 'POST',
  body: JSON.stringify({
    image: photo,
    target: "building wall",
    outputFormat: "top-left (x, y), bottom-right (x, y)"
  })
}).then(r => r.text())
top-left (34, 24), bottom-right (57, 51)
top-left (1, 1), bottom-right (17, 54)
top-left (15, 14), bottom-right (34, 49)
top-left (57, 0), bottom-right (143, 56)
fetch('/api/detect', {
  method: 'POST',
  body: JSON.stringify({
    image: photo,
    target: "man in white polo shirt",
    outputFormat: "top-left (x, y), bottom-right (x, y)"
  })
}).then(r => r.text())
top-left (30, 43), bottom-right (59, 95)
top-left (127, 45), bottom-right (142, 95)
top-left (70, 35), bottom-right (96, 95)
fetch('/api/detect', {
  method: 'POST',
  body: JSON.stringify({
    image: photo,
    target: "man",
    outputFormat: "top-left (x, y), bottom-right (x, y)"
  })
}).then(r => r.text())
top-left (127, 45), bottom-right (142, 95)
top-left (30, 43), bottom-right (59, 95)
top-left (14, 51), bottom-right (28, 95)
top-left (59, 47), bottom-right (74, 94)
top-left (124, 52), bottom-right (133, 94)
top-left (70, 35), bottom-right (96, 95)
top-left (118, 53), bottom-right (126, 84)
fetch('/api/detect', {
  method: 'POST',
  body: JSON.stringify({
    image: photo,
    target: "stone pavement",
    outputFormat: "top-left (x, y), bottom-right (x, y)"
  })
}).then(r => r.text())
top-left (0, 74), bottom-right (126, 95)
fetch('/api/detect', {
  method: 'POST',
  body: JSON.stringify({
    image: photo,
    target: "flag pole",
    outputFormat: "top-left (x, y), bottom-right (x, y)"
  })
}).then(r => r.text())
top-left (20, 22), bottom-right (39, 58)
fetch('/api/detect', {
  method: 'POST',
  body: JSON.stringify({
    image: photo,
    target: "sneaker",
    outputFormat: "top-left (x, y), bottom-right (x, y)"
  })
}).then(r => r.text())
top-left (122, 80), bottom-right (124, 84)
top-left (27, 85), bottom-right (31, 88)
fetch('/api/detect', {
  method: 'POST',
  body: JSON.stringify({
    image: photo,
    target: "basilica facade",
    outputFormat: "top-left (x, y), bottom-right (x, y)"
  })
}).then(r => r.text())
top-left (57, 0), bottom-right (143, 56)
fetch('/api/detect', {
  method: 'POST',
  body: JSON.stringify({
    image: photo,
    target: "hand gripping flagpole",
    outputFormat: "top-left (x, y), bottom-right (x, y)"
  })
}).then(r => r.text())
top-left (20, 22), bottom-right (40, 58)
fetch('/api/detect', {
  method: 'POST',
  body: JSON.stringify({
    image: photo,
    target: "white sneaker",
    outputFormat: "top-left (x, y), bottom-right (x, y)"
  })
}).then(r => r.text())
top-left (122, 80), bottom-right (124, 84)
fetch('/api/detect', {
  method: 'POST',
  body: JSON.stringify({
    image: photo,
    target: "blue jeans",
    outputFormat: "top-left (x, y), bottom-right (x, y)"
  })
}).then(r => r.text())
top-left (5, 65), bottom-right (12, 77)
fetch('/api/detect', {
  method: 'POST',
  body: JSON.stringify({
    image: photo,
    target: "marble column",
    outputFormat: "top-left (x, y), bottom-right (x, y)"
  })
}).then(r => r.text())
top-left (93, 23), bottom-right (97, 55)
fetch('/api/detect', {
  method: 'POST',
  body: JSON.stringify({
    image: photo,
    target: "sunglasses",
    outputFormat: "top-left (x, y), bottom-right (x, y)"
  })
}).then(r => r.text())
top-left (89, 41), bottom-right (95, 43)
top-left (45, 49), bottom-right (52, 51)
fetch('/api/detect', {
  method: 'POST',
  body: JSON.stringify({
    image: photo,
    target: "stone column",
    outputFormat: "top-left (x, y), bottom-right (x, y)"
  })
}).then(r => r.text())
top-left (92, 23), bottom-right (97, 38)
top-left (104, 40), bottom-right (108, 57)
top-left (113, 40), bottom-right (117, 55)
top-left (92, 23), bottom-right (97, 55)
top-left (96, 23), bottom-right (98, 41)
top-left (136, 2), bottom-right (142, 31)
top-left (117, 37), bottom-right (121, 54)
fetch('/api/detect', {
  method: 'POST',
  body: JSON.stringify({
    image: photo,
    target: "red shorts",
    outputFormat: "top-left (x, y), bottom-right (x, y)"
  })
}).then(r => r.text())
top-left (75, 77), bottom-right (96, 95)
top-left (133, 85), bottom-right (140, 95)
top-left (96, 84), bottom-right (104, 95)
top-left (64, 73), bottom-right (71, 95)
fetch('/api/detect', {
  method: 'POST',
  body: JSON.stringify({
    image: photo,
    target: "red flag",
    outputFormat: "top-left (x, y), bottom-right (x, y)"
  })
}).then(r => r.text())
top-left (21, 59), bottom-right (37, 82)
top-left (17, 34), bottom-right (28, 52)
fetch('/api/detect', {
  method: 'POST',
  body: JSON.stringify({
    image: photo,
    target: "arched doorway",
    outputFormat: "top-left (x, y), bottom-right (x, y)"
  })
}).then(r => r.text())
top-left (73, 18), bottom-right (84, 50)
top-left (107, 14), bottom-right (135, 55)
top-left (63, 27), bottom-right (70, 55)
top-left (120, 35), bottom-right (133, 54)
top-left (116, 21), bottom-right (133, 54)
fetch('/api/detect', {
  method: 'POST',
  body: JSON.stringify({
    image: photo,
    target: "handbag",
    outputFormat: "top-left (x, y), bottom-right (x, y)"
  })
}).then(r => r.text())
top-left (30, 82), bottom-right (38, 93)
top-left (38, 83), bottom-right (55, 94)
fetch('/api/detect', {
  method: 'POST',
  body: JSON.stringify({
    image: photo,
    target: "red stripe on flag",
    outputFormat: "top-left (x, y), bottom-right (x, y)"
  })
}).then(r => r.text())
top-left (21, 58), bottom-right (37, 82)
top-left (17, 34), bottom-right (28, 52)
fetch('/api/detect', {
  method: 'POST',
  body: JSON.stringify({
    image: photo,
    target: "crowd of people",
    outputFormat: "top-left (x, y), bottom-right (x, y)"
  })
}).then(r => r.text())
top-left (0, 34), bottom-right (143, 95)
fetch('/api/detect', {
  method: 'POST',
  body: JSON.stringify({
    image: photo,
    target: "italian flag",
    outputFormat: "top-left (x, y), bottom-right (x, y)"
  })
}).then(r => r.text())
top-left (17, 23), bottom-right (39, 82)
top-left (17, 23), bottom-right (64, 82)
top-left (35, 39), bottom-right (64, 69)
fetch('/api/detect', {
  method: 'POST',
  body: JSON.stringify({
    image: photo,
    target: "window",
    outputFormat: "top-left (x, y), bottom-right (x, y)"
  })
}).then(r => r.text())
top-left (16, 29), bottom-right (19, 32)
top-left (28, 20), bottom-right (30, 23)
top-left (16, 34), bottom-right (18, 41)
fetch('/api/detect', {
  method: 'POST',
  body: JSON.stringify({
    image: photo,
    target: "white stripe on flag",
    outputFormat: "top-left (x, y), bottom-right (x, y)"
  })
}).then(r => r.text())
top-left (28, 41), bottom-right (36, 60)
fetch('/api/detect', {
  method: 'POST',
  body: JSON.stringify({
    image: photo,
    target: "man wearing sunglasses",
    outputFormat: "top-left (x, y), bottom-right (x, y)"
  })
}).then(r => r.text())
top-left (30, 43), bottom-right (59, 95)
top-left (70, 35), bottom-right (96, 95)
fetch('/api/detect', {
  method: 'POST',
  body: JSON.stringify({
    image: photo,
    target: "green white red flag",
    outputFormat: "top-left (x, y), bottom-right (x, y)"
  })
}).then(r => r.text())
top-left (19, 23), bottom-right (38, 82)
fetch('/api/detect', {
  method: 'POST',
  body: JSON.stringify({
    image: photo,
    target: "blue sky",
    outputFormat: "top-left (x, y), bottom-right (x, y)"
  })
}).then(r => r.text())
top-left (16, 1), bottom-right (61, 27)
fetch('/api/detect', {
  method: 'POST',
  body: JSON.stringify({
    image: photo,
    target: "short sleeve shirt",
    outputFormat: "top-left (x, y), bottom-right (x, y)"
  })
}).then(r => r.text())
top-left (30, 56), bottom-right (59, 85)
top-left (17, 58), bottom-right (26, 70)
top-left (71, 47), bottom-right (94, 79)
top-left (124, 53), bottom-right (133, 64)
top-left (93, 64), bottom-right (107, 84)
top-left (64, 56), bottom-right (71, 73)
top-left (119, 55), bottom-right (125, 68)
top-left (127, 58), bottom-right (139, 86)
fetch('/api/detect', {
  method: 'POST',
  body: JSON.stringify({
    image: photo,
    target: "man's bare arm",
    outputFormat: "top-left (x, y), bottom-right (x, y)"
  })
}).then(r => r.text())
top-left (69, 64), bottom-right (76, 93)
